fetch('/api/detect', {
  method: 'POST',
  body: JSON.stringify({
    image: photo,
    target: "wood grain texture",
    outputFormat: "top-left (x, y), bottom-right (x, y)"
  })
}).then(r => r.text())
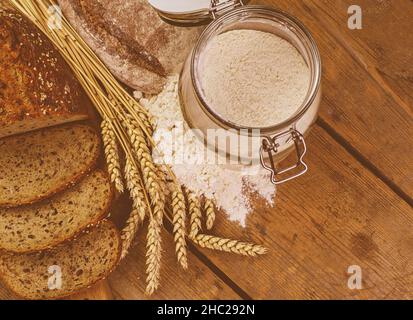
top-left (194, 126), bottom-right (413, 299)
top-left (2, 0), bottom-right (412, 301)
top-left (108, 227), bottom-right (241, 300)
top-left (57, 0), bottom-right (413, 300)
top-left (252, 0), bottom-right (413, 198)
top-left (67, 281), bottom-right (114, 300)
top-left (309, 0), bottom-right (413, 111)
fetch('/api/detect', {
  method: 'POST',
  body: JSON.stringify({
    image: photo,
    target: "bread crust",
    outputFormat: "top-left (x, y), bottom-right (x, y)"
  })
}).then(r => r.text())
top-left (0, 8), bottom-right (91, 137)
top-left (0, 220), bottom-right (122, 300)
top-left (58, 0), bottom-right (201, 94)
top-left (0, 123), bottom-right (101, 209)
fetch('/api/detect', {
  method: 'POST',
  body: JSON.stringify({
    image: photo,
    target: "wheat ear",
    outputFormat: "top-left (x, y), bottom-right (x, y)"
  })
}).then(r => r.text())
top-left (171, 186), bottom-right (188, 270)
top-left (188, 191), bottom-right (202, 239)
top-left (126, 106), bottom-right (155, 138)
top-left (120, 209), bottom-right (140, 260)
top-left (156, 165), bottom-right (168, 196)
top-left (124, 155), bottom-right (147, 222)
top-left (101, 120), bottom-right (124, 193)
top-left (204, 199), bottom-right (216, 230)
top-left (146, 216), bottom-right (162, 295)
top-left (192, 234), bottom-right (268, 257)
top-left (123, 118), bottom-right (165, 224)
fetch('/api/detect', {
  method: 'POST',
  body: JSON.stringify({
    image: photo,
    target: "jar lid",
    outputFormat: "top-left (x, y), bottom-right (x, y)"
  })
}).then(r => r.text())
top-left (148, 0), bottom-right (247, 25)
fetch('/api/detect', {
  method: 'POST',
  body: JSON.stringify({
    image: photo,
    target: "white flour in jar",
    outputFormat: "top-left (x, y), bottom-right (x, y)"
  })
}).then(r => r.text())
top-left (199, 29), bottom-right (310, 128)
top-left (135, 76), bottom-right (276, 226)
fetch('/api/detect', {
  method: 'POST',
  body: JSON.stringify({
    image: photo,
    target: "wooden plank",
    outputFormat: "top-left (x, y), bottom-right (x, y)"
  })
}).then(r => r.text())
top-left (251, 0), bottom-right (413, 198)
top-left (1, 0), bottom-right (410, 301)
top-left (108, 227), bottom-right (241, 300)
top-left (93, 192), bottom-right (241, 300)
top-left (308, 0), bottom-right (413, 111)
top-left (1, 3), bottom-right (237, 301)
top-left (192, 126), bottom-right (413, 299)
top-left (67, 281), bottom-right (114, 300)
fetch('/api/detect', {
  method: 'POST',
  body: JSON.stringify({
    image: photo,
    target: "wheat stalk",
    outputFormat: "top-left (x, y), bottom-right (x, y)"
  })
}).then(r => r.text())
top-left (171, 186), bottom-right (188, 270)
top-left (146, 216), bottom-right (162, 295)
top-left (101, 120), bottom-right (124, 193)
top-left (156, 165), bottom-right (168, 195)
top-left (204, 199), bottom-right (216, 230)
top-left (188, 191), bottom-right (202, 239)
top-left (11, 0), bottom-right (154, 137)
top-left (9, 0), bottom-right (269, 296)
top-left (120, 209), bottom-right (140, 260)
top-left (192, 234), bottom-right (268, 257)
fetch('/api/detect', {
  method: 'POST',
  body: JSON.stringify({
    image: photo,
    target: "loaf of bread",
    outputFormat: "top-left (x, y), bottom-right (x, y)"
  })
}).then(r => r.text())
top-left (58, 0), bottom-right (201, 94)
top-left (0, 220), bottom-right (121, 300)
top-left (0, 7), bottom-right (91, 139)
top-left (0, 124), bottom-right (100, 208)
top-left (0, 170), bottom-right (112, 253)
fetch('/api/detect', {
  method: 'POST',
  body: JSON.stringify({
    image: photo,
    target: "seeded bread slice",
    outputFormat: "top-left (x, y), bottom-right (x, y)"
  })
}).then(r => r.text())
top-left (0, 220), bottom-right (121, 300)
top-left (0, 124), bottom-right (100, 208)
top-left (0, 170), bottom-right (112, 253)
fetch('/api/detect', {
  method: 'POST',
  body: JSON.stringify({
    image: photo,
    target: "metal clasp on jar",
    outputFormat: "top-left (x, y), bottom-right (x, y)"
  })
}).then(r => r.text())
top-left (260, 129), bottom-right (308, 185)
top-left (210, 0), bottom-right (245, 19)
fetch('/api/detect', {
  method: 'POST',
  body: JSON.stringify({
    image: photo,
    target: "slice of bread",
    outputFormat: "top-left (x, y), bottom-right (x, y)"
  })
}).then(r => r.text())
top-left (0, 124), bottom-right (100, 208)
top-left (0, 220), bottom-right (121, 300)
top-left (0, 170), bottom-right (112, 253)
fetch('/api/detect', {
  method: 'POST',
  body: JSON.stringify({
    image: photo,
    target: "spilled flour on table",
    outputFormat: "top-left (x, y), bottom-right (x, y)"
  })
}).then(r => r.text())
top-left (135, 75), bottom-right (276, 226)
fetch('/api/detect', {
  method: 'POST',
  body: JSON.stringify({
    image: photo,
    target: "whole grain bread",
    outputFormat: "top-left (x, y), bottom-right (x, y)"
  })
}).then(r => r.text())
top-left (0, 170), bottom-right (112, 253)
top-left (0, 7), bottom-right (91, 139)
top-left (0, 220), bottom-right (121, 300)
top-left (0, 124), bottom-right (100, 208)
top-left (58, 0), bottom-right (201, 94)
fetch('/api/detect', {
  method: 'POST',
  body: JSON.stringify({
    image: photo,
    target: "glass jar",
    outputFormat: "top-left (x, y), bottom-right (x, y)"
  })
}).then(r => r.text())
top-left (150, 1), bottom-right (322, 184)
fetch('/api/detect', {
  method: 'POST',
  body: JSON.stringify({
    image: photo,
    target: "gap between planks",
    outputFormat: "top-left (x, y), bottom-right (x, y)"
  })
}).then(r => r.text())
top-left (164, 120), bottom-right (412, 298)
top-left (306, 0), bottom-right (413, 206)
top-left (317, 118), bottom-right (413, 207)
top-left (300, 0), bottom-right (412, 117)
top-left (157, 0), bottom-right (413, 298)
top-left (98, 1), bottom-right (413, 298)
top-left (251, 0), bottom-right (413, 200)
top-left (162, 218), bottom-right (253, 300)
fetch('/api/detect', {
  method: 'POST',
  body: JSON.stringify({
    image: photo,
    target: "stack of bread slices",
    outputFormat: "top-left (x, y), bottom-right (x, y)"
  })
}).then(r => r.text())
top-left (0, 7), bottom-right (121, 299)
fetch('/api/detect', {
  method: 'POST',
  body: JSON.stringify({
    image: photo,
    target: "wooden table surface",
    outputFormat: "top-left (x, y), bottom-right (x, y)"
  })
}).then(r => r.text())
top-left (1, 0), bottom-right (412, 300)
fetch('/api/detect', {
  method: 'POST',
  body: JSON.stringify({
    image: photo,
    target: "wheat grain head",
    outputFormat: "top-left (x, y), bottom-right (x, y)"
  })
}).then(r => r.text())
top-left (120, 209), bottom-right (141, 260)
top-left (192, 234), bottom-right (268, 257)
top-left (123, 118), bottom-right (165, 225)
top-left (188, 191), bottom-right (202, 239)
top-left (101, 119), bottom-right (124, 193)
top-left (171, 186), bottom-right (188, 270)
top-left (146, 217), bottom-right (162, 295)
top-left (124, 156), bottom-right (147, 222)
top-left (204, 199), bottom-right (216, 231)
